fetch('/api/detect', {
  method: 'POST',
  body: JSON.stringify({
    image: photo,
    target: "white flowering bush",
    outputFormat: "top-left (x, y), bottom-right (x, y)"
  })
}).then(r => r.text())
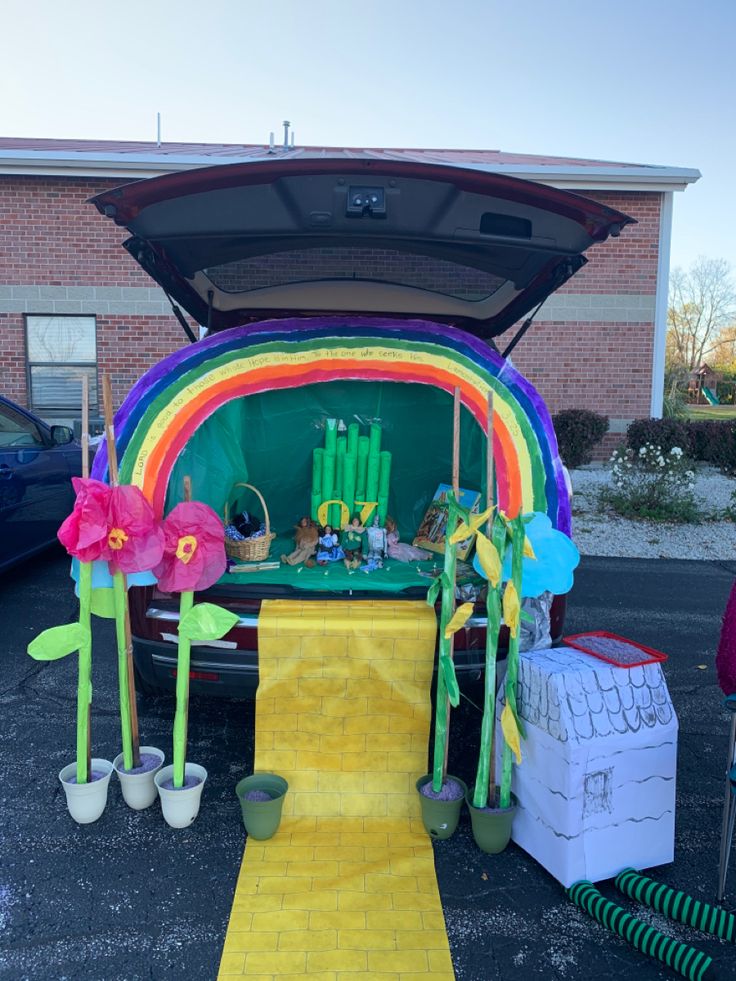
top-left (602, 443), bottom-right (698, 522)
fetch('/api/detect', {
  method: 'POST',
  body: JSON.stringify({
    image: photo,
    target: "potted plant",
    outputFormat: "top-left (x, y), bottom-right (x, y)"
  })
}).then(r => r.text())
top-left (465, 511), bottom-right (526, 853)
top-left (235, 773), bottom-right (289, 839)
top-left (152, 489), bottom-right (238, 828)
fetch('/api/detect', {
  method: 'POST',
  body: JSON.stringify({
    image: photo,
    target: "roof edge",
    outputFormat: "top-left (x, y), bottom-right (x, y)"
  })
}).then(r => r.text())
top-left (0, 150), bottom-right (702, 192)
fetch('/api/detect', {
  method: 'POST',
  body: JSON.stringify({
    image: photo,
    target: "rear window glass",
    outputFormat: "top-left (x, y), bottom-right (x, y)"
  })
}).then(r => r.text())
top-left (205, 247), bottom-right (505, 301)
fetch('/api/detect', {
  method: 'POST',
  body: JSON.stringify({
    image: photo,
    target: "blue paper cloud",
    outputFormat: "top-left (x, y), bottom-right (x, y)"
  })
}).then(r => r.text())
top-left (473, 512), bottom-right (579, 597)
top-left (70, 558), bottom-right (158, 594)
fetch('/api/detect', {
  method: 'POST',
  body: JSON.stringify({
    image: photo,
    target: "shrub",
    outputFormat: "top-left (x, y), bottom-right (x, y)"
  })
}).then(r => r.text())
top-left (552, 409), bottom-right (609, 468)
top-left (602, 443), bottom-right (698, 522)
top-left (687, 420), bottom-right (723, 463)
top-left (626, 418), bottom-right (691, 456)
top-left (710, 424), bottom-right (736, 475)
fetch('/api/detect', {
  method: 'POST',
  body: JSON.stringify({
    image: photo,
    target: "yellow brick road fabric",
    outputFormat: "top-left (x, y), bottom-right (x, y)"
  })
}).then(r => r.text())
top-left (218, 599), bottom-right (455, 980)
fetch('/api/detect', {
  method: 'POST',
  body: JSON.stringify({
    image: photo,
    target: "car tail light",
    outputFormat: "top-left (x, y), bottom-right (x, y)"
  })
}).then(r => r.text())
top-left (170, 669), bottom-right (221, 682)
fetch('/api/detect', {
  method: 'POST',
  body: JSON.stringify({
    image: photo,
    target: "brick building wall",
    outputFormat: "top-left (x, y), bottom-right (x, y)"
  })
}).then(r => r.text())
top-left (0, 176), bottom-right (661, 457)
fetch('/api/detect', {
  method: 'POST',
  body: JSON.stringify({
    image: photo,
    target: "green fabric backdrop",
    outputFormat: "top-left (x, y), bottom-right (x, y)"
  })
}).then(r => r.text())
top-left (166, 380), bottom-right (486, 540)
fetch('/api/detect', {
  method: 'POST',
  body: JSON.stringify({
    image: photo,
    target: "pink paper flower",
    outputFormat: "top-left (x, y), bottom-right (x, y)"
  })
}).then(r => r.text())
top-left (153, 501), bottom-right (227, 593)
top-left (57, 477), bottom-right (112, 562)
top-left (99, 485), bottom-right (165, 575)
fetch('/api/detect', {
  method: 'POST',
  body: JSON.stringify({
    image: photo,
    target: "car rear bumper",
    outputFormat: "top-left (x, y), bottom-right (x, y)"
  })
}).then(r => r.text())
top-left (132, 632), bottom-right (490, 700)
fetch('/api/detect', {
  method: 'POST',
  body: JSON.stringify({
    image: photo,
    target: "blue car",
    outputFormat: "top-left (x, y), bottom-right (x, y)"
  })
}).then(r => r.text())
top-left (0, 396), bottom-right (84, 573)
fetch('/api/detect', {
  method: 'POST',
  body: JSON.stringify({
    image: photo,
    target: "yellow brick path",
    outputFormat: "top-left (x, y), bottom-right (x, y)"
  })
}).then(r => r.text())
top-left (218, 599), bottom-right (455, 980)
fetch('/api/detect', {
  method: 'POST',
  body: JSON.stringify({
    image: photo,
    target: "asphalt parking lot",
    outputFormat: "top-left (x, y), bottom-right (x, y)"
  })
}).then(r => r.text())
top-left (1, 550), bottom-right (736, 980)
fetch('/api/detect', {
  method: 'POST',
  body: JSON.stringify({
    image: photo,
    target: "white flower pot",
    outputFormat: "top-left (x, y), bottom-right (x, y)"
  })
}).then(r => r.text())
top-left (154, 763), bottom-right (208, 828)
top-left (58, 758), bottom-right (114, 824)
top-left (113, 746), bottom-right (165, 810)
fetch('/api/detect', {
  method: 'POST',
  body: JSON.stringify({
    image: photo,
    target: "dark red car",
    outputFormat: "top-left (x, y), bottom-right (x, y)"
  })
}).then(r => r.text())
top-left (92, 155), bottom-right (630, 696)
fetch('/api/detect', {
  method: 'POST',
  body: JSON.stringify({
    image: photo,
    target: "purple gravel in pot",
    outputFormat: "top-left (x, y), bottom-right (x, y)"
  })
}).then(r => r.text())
top-left (67, 770), bottom-right (107, 784)
top-left (160, 775), bottom-right (202, 791)
top-left (420, 778), bottom-right (464, 801)
top-left (243, 790), bottom-right (272, 802)
top-left (119, 752), bottom-right (161, 775)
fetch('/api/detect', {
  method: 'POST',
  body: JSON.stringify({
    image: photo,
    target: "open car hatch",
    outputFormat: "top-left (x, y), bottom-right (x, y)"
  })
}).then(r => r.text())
top-left (90, 155), bottom-right (634, 339)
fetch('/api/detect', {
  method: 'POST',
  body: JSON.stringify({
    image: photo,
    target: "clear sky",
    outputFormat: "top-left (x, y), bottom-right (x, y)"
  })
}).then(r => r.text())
top-left (1, 0), bottom-right (733, 275)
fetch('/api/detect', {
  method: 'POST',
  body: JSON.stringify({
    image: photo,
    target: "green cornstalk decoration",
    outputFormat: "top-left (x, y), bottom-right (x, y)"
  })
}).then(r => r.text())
top-left (500, 514), bottom-right (526, 809)
top-left (28, 561), bottom-right (93, 783)
top-left (428, 492), bottom-right (462, 792)
top-left (472, 513), bottom-right (509, 809)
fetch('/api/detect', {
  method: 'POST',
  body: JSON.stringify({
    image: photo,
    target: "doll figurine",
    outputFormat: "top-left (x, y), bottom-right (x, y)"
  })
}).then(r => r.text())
top-left (341, 516), bottom-right (365, 570)
top-left (362, 513), bottom-right (388, 570)
top-left (281, 516), bottom-right (319, 566)
top-left (385, 516), bottom-right (430, 562)
top-left (316, 525), bottom-right (345, 565)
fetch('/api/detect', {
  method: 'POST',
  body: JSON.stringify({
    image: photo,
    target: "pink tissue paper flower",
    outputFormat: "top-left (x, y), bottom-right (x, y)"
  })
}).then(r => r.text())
top-left (153, 501), bottom-right (227, 593)
top-left (57, 477), bottom-right (112, 562)
top-left (99, 485), bottom-right (165, 575)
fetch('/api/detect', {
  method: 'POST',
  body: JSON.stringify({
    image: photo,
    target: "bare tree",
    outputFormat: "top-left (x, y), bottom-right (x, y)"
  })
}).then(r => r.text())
top-left (667, 257), bottom-right (736, 370)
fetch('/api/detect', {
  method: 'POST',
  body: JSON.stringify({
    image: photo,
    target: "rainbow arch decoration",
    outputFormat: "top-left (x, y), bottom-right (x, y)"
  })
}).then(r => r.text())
top-left (91, 317), bottom-right (571, 535)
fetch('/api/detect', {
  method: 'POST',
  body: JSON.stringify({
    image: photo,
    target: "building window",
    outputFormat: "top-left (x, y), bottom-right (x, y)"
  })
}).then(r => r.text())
top-left (25, 315), bottom-right (97, 412)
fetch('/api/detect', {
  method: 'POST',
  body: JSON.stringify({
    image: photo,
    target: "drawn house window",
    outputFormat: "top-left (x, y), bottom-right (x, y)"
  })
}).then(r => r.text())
top-left (25, 315), bottom-right (98, 412)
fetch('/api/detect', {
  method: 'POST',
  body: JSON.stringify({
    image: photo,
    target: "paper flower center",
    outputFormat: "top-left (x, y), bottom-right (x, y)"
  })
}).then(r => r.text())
top-left (108, 527), bottom-right (129, 551)
top-left (175, 535), bottom-right (198, 565)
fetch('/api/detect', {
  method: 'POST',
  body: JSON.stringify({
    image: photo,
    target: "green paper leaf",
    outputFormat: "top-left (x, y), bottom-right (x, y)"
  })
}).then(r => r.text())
top-left (520, 610), bottom-right (534, 624)
top-left (178, 602), bottom-right (239, 642)
top-left (90, 587), bottom-right (116, 619)
top-left (440, 655), bottom-right (460, 707)
top-left (426, 578), bottom-right (441, 607)
top-left (27, 622), bottom-right (88, 661)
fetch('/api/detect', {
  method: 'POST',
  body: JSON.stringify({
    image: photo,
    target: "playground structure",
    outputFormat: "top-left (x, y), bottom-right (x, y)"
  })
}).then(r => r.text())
top-left (688, 363), bottom-right (733, 405)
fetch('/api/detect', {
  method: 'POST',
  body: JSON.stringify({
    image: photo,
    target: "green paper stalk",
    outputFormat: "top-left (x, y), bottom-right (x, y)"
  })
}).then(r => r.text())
top-left (343, 451), bottom-right (357, 522)
top-left (173, 589), bottom-right (194, 789)
top-left (322, 445), bottom-right (335, 523)
top-left (472, 514), bottom-right (508, 809)
top-left (76, 561), bottom-right (93, 784)
top-left (310, 491), bottom-right (322, 523)
top-left (324, 418), bottom-right (337, 455)
top-left (377, 495), bottom-right (389, 527)
top-left (334, 438), bottom-right (347, 528)
top-left (311, 448), bottom-right (324, 500)
top-left (112, 570), bottom-right (135, 771)
top-left (431, 494), bottom-right (460, 792)
top-left (365, 425), bottom-right (382, 504)
top-left (499, 515), bottom-right (525, 809)
top-left (356, 436), bottom-right (369, 501)
top-left (378, 451), bottom-right (391, 497)
top-left (347, 422), bottom-right (359, 457)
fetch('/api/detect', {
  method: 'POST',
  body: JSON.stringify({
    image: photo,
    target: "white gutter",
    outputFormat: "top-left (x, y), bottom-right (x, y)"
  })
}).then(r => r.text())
top-left (0, 150), bottom-right (702, 192)
top-left (650, 191), bottom-right (674, 418)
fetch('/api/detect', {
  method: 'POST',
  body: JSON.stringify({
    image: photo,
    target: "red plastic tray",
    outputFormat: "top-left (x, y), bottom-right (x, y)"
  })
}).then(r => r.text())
top-left (563, 631), bottom-right (668, 668)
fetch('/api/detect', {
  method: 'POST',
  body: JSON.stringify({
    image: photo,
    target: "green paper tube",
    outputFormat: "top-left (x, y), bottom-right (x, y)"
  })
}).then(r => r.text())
top-left (356, 436), bottom-right (369, 500)
top-left (333, 440), bottom-right (347, 528)
top-left (431, 495), bottom-right (460, 792)
top-left (113, 571), bottom-right (134, 771)
top-left (365, 428), bottom-right (382, 504)
top-left (500, 515), bottom-right (525, 809)
top-left (377, 494), bottom-right (389, 526)
top-left (311, 492), bottom-right (322, 523)
top-left (76, 561), bottom-right (93, 784)
top-left (378, 451), bottom-right (392, 499)
top-left (343, 451), bottom-right (357, 521)
top-left (173, 590), bottom-right (194, 789)
top-left (324, 418), bottom-right (337, 455)
top-left (322, 448), bottom-right (335, 510)
top-left (312, 448), bottom-right (324, 499)
top-left (347, 423), bottom-right (359, 457)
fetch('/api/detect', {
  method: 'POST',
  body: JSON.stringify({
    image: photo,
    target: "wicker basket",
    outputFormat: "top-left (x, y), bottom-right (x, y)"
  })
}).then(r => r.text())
top-left (223, 482), bottom-right (275, 562)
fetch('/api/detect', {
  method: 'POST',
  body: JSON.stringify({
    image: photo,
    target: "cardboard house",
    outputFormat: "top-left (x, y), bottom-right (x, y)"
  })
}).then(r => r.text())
top-left (499, 646), bottom-right (678, 888)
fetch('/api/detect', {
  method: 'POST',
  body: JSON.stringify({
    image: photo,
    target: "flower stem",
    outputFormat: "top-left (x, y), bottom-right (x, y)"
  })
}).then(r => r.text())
top-left (173, 590), bottom-right (194, 789)
top-left (76, 561), bottom-right (93, 784)
top-left (112, 570), bottom-right (134, 770)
